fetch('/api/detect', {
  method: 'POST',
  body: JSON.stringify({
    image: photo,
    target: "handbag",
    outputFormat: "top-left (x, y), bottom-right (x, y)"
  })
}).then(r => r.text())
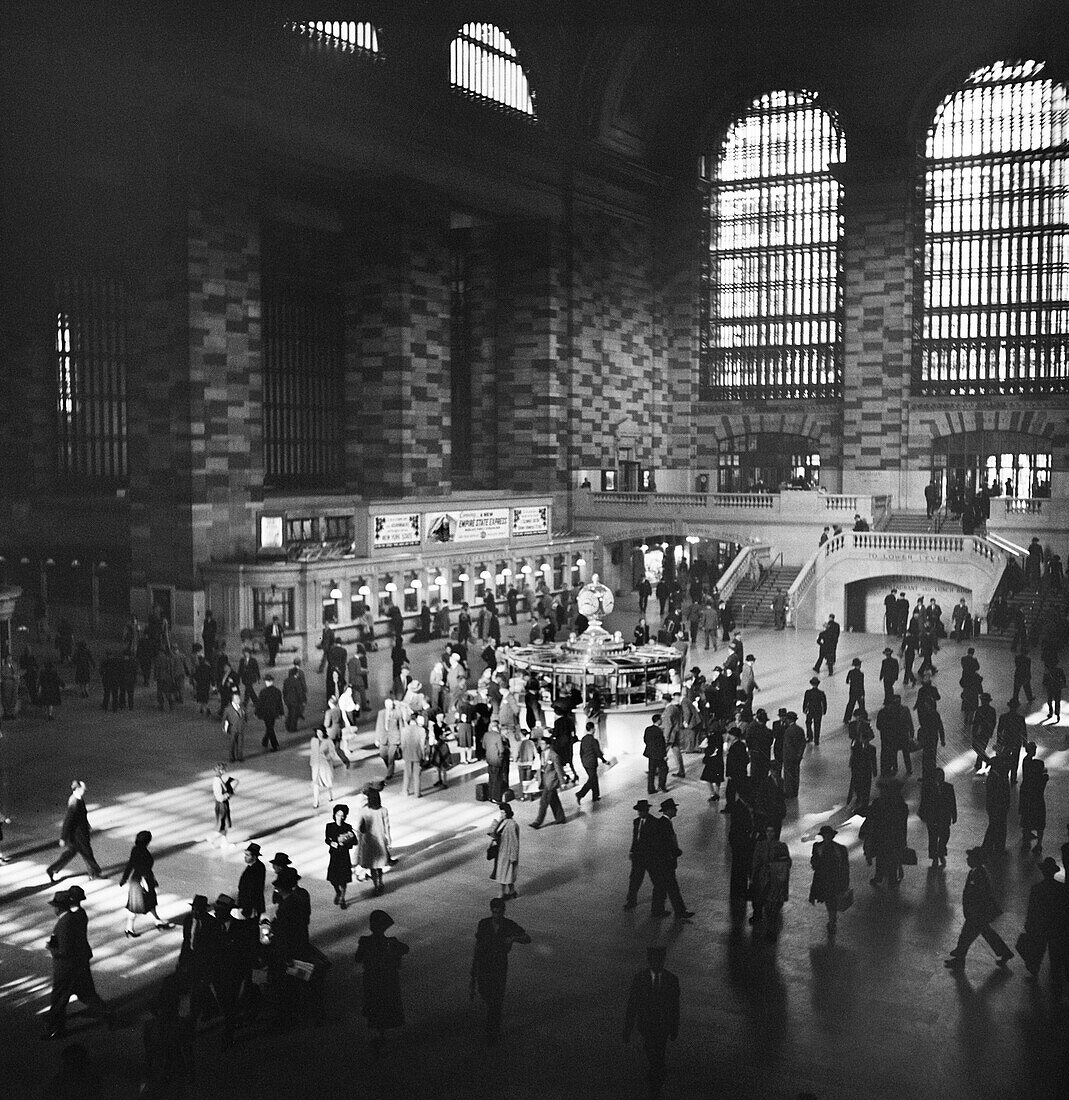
top-left (486, 838), bottom-right (499, 861)
top-left (901, 846), bottom-right (918, 866)
top-left (836, 888), bottom-right (855, 912)
top-left (1015, 930), bottom-right (1044, 973)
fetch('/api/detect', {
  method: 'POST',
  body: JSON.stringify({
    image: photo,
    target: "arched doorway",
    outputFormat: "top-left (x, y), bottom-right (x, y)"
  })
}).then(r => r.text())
top-left (931, 430), bottom-right (1052, 502)
top-left (717, 433), bottom-right (821, 492)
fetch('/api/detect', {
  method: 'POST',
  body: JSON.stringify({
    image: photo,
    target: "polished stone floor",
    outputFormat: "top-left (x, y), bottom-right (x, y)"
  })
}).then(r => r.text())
top-left (1, 606), bottom-right (1067, 1099)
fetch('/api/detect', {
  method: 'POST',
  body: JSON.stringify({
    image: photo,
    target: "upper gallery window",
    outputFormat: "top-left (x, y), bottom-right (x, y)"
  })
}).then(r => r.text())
top-left (701, 90), bottom-right (844, 401)
top-left (288, 21), bottom-right (380, 55)
top-left (917, 60), bottom-right (1068, 395)
top-left (450, 23), bottom-right (535, 117)
top-left (55, 276), bottom-right (128, 485)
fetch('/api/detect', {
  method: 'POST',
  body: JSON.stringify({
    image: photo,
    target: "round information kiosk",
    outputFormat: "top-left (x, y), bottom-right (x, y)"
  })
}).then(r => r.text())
top-left (500, 576), bottom-right (684, 757)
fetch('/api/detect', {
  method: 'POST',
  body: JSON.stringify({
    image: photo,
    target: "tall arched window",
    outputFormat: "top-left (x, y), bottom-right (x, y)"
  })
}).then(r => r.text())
top-left (701, 91), bottom-right (844, 401)
top-left (450, 23), bottom-right (535, 117)
top-left (918, 60), bottom-right (1068, 395)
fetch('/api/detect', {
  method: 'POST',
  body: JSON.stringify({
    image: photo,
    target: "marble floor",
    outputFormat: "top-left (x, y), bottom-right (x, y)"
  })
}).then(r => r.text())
top-left (0, 609), bottom-right (1067, 1099)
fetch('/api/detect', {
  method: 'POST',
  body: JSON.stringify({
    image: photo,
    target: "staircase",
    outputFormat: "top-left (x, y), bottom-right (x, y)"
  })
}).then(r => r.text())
top-left (732, 565), bottom-right (803, 629)
top-left (883, 510), bottom-right (939, 534)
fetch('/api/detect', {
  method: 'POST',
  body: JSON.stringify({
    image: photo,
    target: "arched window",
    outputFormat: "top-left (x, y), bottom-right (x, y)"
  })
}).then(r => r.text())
top-left (701, 91), bottom-right (844, 401)
top-left (288, 21), bottom-right (379, 55)
top-left (918, 60), bottom-right (1068, 395)
top-left (450, 23), bottom-right (535, 117)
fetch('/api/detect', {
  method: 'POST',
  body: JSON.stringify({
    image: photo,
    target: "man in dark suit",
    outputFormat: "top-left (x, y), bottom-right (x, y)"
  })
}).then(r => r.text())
top-left (470, 897), bottom-right (531, 1045)
top-left (844, 658), bottom-right (865, 722)
top-left (177, 895), bottom-right (215, 1023)
top-left (264, 616), bottom-right (284, 666)
top-left (624, 800), bottom-right (655, 910)
top-left (237, 647), bottom-right (260, 705)
top-left (47, 780), bottom-right (103, 881)
top-left (623, 946), bottom-right (680, 1099)
top-left (43, 885), bottom-right (114, 1040)
top-left (211, 893), bottom-right (257, 1049)
top-left (648, 800), bottom-right (694, 920)
top-left (575, 721), bottom-right (608, 804)
top-left (802, 677), bottom-right (826, 745)
top-left (237, 842), bottom-right (266, 917)
top-left (255, 674), bottom-right (284, 752)
top-left (643, 714), bottom-right (668, 795)
top-left (879, 647), bottom-right (900, 704)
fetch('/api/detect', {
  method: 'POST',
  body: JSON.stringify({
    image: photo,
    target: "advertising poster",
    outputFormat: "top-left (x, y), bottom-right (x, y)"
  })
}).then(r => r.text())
top-left (373, 513), bottom-right (421, 548)
top-left (511, 505), bottom-right (549, 536)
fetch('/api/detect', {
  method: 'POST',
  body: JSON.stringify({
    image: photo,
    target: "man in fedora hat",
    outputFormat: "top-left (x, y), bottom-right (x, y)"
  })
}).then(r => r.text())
top-left (648, 800), bottom-right (694, 920)
top-left (470, 897), bottom-right (531, 1045)
top-left (47, 780), bottom-right (104, 883)
top-left (879, 647), bottom-right (900, 705)
top-left (624, 799), bottom-right (656, 911)
top-left (237, 842), bottom-right (265, 918)
top-left (802, 678), bottom-right (826, 745)
top-left (809, 825), bottom-right (850, 937)
top-left (945, 848), bottom-right (1013, 968)
top-left (210, 893), bottom-right (256, 1049)
top-left (623, 944), bottom-right (680, 1100)
top-left (844, 658), bottom-right (865, 723)
top-left (1022, 857), bottom-right (1067, 998)
top-left (43, 884), bottom-right (114, 1040)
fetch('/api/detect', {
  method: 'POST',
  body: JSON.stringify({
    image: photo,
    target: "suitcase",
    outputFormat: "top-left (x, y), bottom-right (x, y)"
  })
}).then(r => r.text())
top-left (500, 787), bottom-right (516, 802)
top-left (521, 778), bottom-right (540, 801)
top-left (475, 782), bottom-right (490, 802)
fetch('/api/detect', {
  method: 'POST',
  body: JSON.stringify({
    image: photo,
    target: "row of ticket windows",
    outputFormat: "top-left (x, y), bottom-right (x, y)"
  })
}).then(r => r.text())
top-left (252, 553), bottom-right (588, 630)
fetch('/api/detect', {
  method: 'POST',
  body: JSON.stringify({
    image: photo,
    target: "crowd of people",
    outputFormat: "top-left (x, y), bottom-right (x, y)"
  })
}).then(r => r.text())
top-left (7, 542), bottom-right (1069, 1099)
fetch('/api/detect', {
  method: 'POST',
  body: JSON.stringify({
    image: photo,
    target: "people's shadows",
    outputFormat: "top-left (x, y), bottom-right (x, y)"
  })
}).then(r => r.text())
top-left (517, 863), bottom-right (585, 898)
top-left (911, 865), bottom-right (953, 946)
top-left (946, 963), bottom-right (1014, 1095)
top-left (807, 941), bottom-right (859, 1026)
top-left (725, 921), bottom-right (788, 1053)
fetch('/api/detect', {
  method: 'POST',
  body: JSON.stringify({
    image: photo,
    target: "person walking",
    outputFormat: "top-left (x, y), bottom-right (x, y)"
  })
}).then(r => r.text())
top-left (843, 658), bottom-right (865, 723)
top-left (325, 804), bottom-right (356, 909)
top-left (648, 799), bottom-right (694, 920)
top-left (488, 802), bottom-right (520, 899)
top-left (72, 641), bottom-right (95, 699)
top-left (876, 694), bottom-right (914, 777)
top-left (918, 768), bottom-right (956, 867)
top-left (802, 678), bottom-right (826, 745)
top-left (222, 693), bottom-right (246, 764)
top-left (1042, 662), bottom-right (1066, 722)
top-left (483, 721), bottom-right (511, 803)
top-left (1012, 650), bottom-right (1034, 706)
top-left (1021, 858), bottom-right (1067, 1000)
top-left (945, 847), bottom-right (1013, 968)
top-left (622, 945), bottom-right (680, 1100)
top-left (530, 741), bottom-right (566, 829)
top-left (255, 673), bottom-right (284, 752)
top-left (846, 722), bottom-right (877, 810)
top-left (47, 780), bottom-right (104, 882)
top-left (310, 728), bottom-right (340, 809)
top-left (375, 698), bottom-right (404, 778)
top-left (809, 824), bottom-right (850, 937)
top-left (863, 780), bottom-right (908, 887)
top-left (971, 692), bottom-right (997, 772)
top-left (1018, 741), bottom-right (1048, 850)
top-left (813, 615), bottom-right (840, 675)
top-left (283, 661), bottom-right (308, 733)
top-left (781, 712), bottom-right (806, 799)
top-left (623, 800), bottom-right (656, 910)
top-left (38, 660), bottom-right (63, 720)
top-left (356, 788), bottom-right (392, 896)
top-left (119, 831), bottom-right (174, 936)
top-left (354, 910), bottom-right (409, 1056)
top-left (996, 698), bottom-right (1026, 784)
top-left (879, 648), bottom-right (899, 705)
top-left (236, 647), bottom-right (260, 706)
top-left (237, 842), bottom-right (266, 918)
top-left (643, 713), bottom-right (669, 795)
top-left (42, 885), bottom-right (114, 1041)
top-left (211, 764), bottom-right (237, 842)
top-left (575, 721), bottom-right (607, 804)
top-left (470, 897), bottom-right (530, 1045)
top-left (264, 616), bottom-right (284, 667)
top-left (700, 722), bottom-right (724, 801)
top-left (400, 716), bottom-right (427, 799)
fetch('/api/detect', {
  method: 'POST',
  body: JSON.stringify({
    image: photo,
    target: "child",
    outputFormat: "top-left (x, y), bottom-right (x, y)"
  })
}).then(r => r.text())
top-left (429, 720), bottom-right (453, 789)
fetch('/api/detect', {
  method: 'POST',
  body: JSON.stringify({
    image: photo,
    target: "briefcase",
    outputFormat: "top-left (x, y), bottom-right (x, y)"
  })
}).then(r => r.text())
top-left (475, 782), bottom-right (490, 802)
top-left (500, 787), bottom-right (515, 803)
top-left (900, 847), bottom-right (918, 866)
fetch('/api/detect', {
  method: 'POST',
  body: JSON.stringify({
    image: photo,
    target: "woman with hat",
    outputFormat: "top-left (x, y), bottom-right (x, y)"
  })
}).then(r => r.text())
top-left (237, 843), bottom-right (265, 918)
top-left (325, 804), bottom-right (356, 909)
top-left (809, 824), bottom-right (850, 936)
top-left (487, 801), bottom-right (520, 899)
top-left (354, 910), bottom-right (410, 1055)
top-left (356, 788), bottom-right (392, 896)
top-left (119, 831), bottom-right (173, 937)
top-left (700, 718), bottom-right (725, 801)
top-left (945, 847), bottom-right (1013, 968)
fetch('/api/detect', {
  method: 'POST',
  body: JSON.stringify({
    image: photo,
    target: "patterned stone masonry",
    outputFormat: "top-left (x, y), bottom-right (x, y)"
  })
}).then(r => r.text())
top-left (464, 227), bottom-right (500, 489)
top-left (905, 407), bottom-right (1069, 469)
top-left (351, 212), bottom-right (451, 499)
top-left (492, 218), bottom-right (567, 492)
top-left (567, 204), bottom-right (665, 474)
top-left (840, 162), bottom-right (914, 473)
top-left (131, 191), bottom-right (263, 589)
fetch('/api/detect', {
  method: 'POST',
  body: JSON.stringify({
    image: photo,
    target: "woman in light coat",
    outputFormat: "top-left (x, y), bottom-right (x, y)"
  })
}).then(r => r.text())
top-left (310, 727), bottom-right (340, 809)
top-left (488, 802), bottom-right (520, 899)
top-left (446, 654), bottom-right (468, 715)
top-left (356, 788), bottom-right (392, 896)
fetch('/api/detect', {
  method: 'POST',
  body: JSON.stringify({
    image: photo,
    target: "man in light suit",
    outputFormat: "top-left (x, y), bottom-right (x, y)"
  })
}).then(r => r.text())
top-left (623, 945), bottom-right (680, 1099)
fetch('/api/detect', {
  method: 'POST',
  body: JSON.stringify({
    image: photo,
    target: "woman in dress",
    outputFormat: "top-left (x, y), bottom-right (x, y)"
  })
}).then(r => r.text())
top-left (488, 802), bottom-right (520, 899)
top-left (37, 660), bottom-right (63, 720)
top-left (356, 788), bottom-right (392, 896)
top-left (700, 719), bottom-right (725, 801)
top-left (353, 909), bottom-right (409, 1056)
top-left (325, 804), bottom-right (356, 909)
top-left (454, 692), bottom-right (476, 764)
top-left (119, 831), bottom-right (173, 937)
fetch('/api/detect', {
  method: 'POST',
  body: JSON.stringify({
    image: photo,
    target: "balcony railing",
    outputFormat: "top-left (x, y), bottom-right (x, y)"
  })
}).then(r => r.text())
top-left (575, 489), bottom-right (886, 524)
